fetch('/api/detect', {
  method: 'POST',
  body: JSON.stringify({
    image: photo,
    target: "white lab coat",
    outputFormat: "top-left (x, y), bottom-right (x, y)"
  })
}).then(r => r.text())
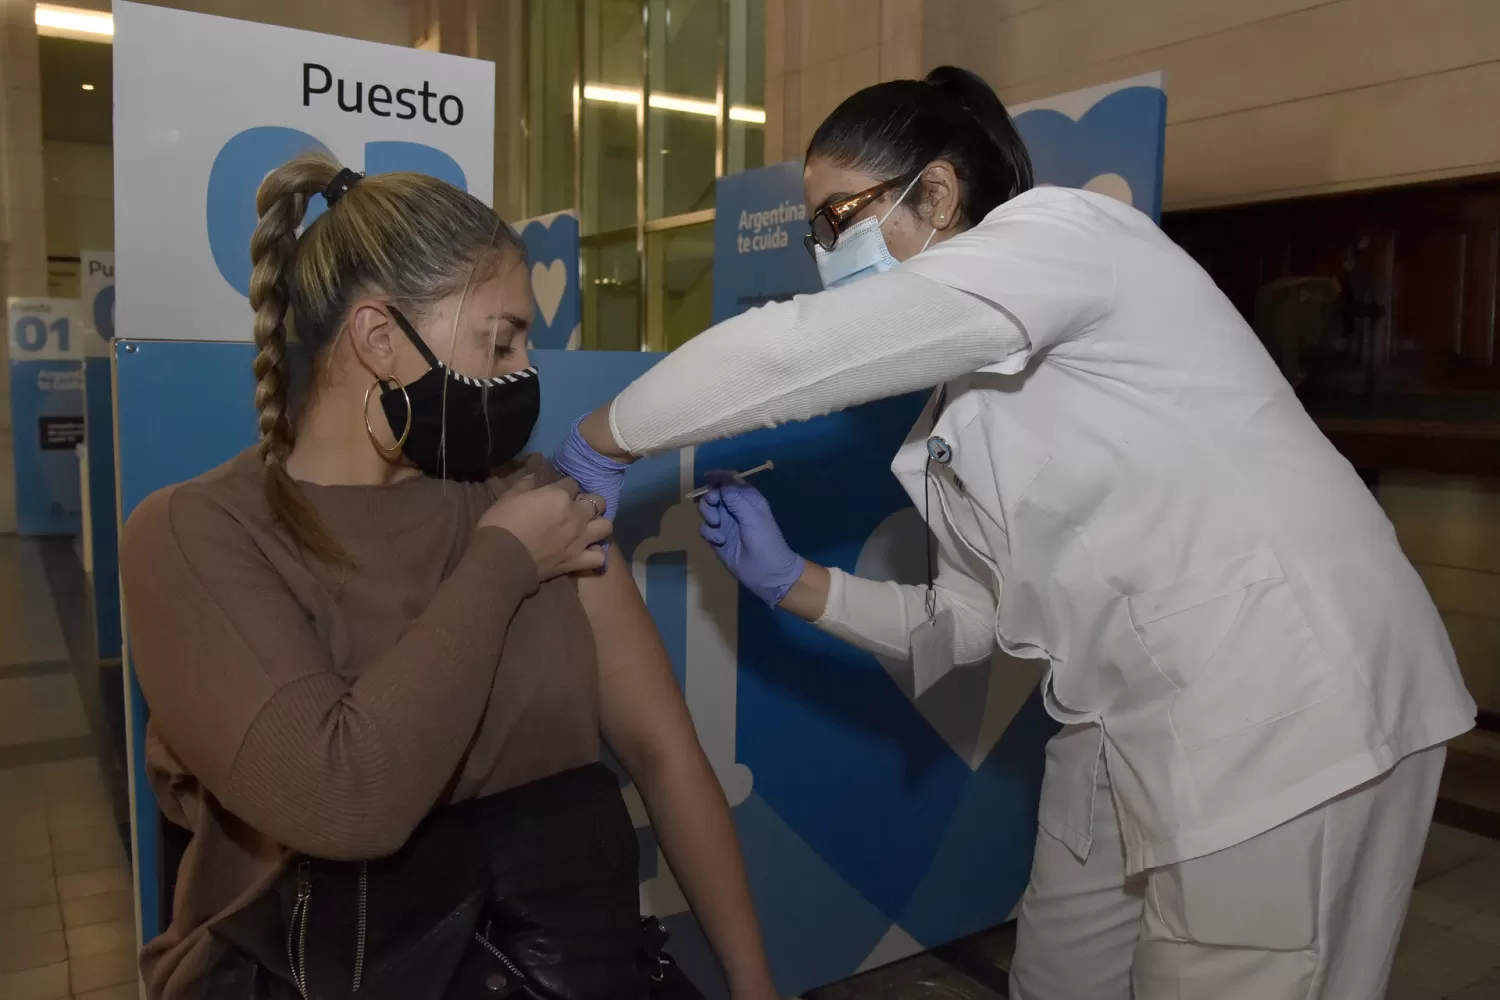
top-left (886, 188), bottom-right (1476, 873)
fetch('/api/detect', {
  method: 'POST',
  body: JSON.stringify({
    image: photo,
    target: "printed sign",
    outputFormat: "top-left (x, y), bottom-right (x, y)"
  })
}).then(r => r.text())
top-left (711, 161), bottom-right (822, 323)
top-left (1013, 71), bottom-right (1169, 223)
top-left (8, 297), bottom-right (86, 535)
top-left (81, 251), bottom-right (121, 661)
top-left (516, 210), bottom-right (581, 350)
top-left (113, 0), bottom-right (495, 342)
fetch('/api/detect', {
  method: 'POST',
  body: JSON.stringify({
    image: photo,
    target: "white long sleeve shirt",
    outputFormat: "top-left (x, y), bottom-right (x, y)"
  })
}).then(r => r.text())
top-left (609, 270), bottom-right (1028, 457)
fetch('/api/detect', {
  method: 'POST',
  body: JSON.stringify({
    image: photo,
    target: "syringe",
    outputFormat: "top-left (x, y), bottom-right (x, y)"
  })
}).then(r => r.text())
top-left (685, 460), bottom-right (775, 501)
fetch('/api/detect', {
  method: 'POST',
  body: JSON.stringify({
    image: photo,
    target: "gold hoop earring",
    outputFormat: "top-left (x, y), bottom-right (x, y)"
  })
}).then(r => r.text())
top-left (364, 375), bottom-right (412, 455)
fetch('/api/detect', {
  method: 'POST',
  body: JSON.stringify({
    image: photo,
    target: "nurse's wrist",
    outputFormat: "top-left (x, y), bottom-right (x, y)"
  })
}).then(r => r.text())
top-left (581, 406), bottom-right (636, 463)
top-left (778, 561), bottom-right (829, 622)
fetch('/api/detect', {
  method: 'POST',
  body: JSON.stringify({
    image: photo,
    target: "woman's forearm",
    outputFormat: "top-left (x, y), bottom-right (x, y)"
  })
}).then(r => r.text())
top-left (636, 752), bottom-right (776, 997)
top-left (604, 271), bottom-right (1021, 457)
top-left (813, 564), bottom-right (997, 667)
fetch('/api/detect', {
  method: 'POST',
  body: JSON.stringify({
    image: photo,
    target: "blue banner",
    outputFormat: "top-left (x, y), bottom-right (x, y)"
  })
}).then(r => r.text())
top-left (1013, 72), bottom-right (1169, 223)
top-left (8, 298), bottom-right (86, 536)
top-left (711, 161), bottom-right (822, 323)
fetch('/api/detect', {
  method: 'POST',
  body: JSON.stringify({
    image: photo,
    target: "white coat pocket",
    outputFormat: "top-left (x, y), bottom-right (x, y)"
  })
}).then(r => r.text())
top-left (1127, 548), bottom-right (1337, 751)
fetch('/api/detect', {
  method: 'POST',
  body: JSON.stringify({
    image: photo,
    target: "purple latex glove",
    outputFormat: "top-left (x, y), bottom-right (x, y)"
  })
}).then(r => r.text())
top-left (697, 473), bottom-right (806, 607)
top-left (550, 415), bottom-right (629, 517)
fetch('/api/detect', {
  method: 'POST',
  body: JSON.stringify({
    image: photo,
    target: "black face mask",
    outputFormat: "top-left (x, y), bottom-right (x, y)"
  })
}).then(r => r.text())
top-left (379, 306), bottom-right (540, 482)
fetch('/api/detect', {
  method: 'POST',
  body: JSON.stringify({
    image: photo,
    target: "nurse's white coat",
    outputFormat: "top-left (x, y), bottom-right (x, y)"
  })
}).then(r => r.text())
top-left (892, 188), bottom-right (1475, 872)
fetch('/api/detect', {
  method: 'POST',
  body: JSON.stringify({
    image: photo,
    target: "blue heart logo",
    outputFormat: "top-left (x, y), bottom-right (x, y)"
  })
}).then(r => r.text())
top-left (519, 211), bottom-right (581, 350)
top-left (1014, 84), bottom-right (1167, 222)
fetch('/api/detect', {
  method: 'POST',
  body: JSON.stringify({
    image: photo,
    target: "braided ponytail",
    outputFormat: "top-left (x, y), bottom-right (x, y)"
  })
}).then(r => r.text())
top-left (248, 154), bottom-right (352, 567)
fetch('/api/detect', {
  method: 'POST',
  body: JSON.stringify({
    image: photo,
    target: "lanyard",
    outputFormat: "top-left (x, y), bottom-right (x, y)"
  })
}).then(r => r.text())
top-left (922, 385), bottom-right (950, 623)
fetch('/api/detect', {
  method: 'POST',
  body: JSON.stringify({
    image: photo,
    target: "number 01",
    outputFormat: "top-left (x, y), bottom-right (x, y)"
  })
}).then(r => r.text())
top-left (13, 316), bottom-right (70, 352)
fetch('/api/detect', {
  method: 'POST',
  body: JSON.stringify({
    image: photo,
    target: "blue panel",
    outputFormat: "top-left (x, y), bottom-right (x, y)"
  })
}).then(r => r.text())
top-left (114, 341), bottom-right (259, 515)
top-left (9, 360), bottom-right (84, 536)
top-left (84, 357), bottom-right (121, 659)
top-left (897, 693), bottom-right (1055, 944)
top-left (645, 552), bottom-right (689, 691)
top-left (115, 339), bottom-right (258, 941)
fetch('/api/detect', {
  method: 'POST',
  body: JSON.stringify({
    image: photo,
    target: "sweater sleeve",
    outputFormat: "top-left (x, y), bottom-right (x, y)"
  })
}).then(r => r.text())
top-left (120, 485), bottom-right (540, 860)
top-left (608, 271), bottom-right (1025, 456)
top-left (814, 534), bottom-right (997, 671)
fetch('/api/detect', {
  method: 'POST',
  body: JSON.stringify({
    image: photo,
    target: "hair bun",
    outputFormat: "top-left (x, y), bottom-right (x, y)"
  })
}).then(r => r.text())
top-left (923, 65), bottom-right (1034, 198)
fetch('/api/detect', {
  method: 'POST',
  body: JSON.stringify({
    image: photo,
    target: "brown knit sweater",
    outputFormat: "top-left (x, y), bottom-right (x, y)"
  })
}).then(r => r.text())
top-left (119, 449), bottom-right (601, 1000)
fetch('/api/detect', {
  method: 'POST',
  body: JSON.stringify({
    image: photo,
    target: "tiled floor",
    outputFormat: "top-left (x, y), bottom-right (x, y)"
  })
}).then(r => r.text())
top-left (1, 537), bottom-right (138, 1000)
top-left (1, 534), bottom-right (1498, 999)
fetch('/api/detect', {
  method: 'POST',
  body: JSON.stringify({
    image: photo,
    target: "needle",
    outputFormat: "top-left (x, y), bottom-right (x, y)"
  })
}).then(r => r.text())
top-left (685, 460), bottom-right (775, 501)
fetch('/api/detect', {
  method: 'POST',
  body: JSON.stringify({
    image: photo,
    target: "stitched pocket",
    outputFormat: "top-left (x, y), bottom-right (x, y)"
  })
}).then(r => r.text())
top-left (1127, 548), bottom-right (1335, 748)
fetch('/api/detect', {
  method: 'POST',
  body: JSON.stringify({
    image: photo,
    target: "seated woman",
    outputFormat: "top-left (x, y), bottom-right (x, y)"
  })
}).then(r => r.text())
top-left (120, 154), bottom-right (776, 1000)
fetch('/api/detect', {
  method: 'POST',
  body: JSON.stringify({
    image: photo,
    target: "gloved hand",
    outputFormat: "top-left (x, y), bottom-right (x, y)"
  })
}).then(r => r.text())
top-left (550, 415), bottom-right (630, 518)
top-left (697, 473), bottom-right (806, 607)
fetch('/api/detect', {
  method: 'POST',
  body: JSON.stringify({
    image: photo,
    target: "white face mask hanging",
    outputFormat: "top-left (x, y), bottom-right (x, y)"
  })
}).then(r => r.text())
top-left (814, 172), bottom-right (936, 289)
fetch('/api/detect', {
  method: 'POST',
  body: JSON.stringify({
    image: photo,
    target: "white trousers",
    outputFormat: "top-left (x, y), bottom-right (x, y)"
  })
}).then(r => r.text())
top-left (1010, 728), bottom-right (1446, 1000)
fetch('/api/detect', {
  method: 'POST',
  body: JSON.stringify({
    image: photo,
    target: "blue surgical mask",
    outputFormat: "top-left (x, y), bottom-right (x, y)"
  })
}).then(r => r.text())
top-left (814, 173), bottom-right (933, 289)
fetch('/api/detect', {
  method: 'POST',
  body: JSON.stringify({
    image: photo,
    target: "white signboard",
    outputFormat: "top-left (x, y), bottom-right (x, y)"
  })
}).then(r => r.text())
top-left (113, 1), bottom-right (496, 342)
top-left (8, 298), bottom-right (86, 363)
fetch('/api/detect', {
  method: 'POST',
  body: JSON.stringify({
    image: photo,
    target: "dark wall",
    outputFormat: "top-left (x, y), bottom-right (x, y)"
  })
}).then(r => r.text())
top-left (1164, 175), bottom-right (1500, 398)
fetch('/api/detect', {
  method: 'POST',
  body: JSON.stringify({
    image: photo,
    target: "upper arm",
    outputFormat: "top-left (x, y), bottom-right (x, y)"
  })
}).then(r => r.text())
top-left (610, 270), bottom-right (1027, 455)
top-left (121, 487), bottom-right (327, 796)
top-left (575, 558), bottom-right (699, 773)
top-left (901, 194), bottom-right (1117, 364)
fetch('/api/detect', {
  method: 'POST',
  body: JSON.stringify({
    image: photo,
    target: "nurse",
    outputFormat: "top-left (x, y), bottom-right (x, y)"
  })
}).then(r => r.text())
top-left (555, 66), bottom-right (1476, 999)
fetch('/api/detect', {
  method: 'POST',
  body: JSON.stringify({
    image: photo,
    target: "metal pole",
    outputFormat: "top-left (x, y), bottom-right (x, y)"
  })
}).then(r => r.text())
top-left (715, 0), bottom-right (727, 180)
top-left (637, 0), bottom-right (650, 350)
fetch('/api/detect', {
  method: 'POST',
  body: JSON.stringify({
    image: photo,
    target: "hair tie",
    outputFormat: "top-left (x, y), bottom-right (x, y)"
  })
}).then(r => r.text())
top-left (323, 168), bottom-right (365, 207)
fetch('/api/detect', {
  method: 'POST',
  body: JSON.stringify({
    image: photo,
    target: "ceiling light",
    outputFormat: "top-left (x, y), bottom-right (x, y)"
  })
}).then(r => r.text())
top-left (35, 4), bottom-right (114, 42)
top-left (649, 93), bottom-right (716, 117)
top-left (582, 85), bottom-right (765, 125)
top-left (80, 83), bottom-right (95, 91)
top-left (582, 84), bottom-right (640, 106)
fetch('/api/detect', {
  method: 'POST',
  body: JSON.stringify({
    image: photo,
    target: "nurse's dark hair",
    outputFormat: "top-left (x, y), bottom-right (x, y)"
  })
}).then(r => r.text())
top-left (807, 66), bottom-right (1033, 227)
top-left (248, 151), bottom-right (522, 565)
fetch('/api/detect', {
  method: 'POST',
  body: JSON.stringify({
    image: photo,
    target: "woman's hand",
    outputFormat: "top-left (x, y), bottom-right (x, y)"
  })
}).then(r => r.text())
top-left (696, 475), bottom-right (806, 607)
top-left (478, 475), bottom-right (612, 580)
top-left (551, 415), bottom-right (631, 517)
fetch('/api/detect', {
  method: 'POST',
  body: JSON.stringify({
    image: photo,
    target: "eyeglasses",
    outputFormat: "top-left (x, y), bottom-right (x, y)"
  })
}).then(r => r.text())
top-left (803, 175), bottom-right (913, 258)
